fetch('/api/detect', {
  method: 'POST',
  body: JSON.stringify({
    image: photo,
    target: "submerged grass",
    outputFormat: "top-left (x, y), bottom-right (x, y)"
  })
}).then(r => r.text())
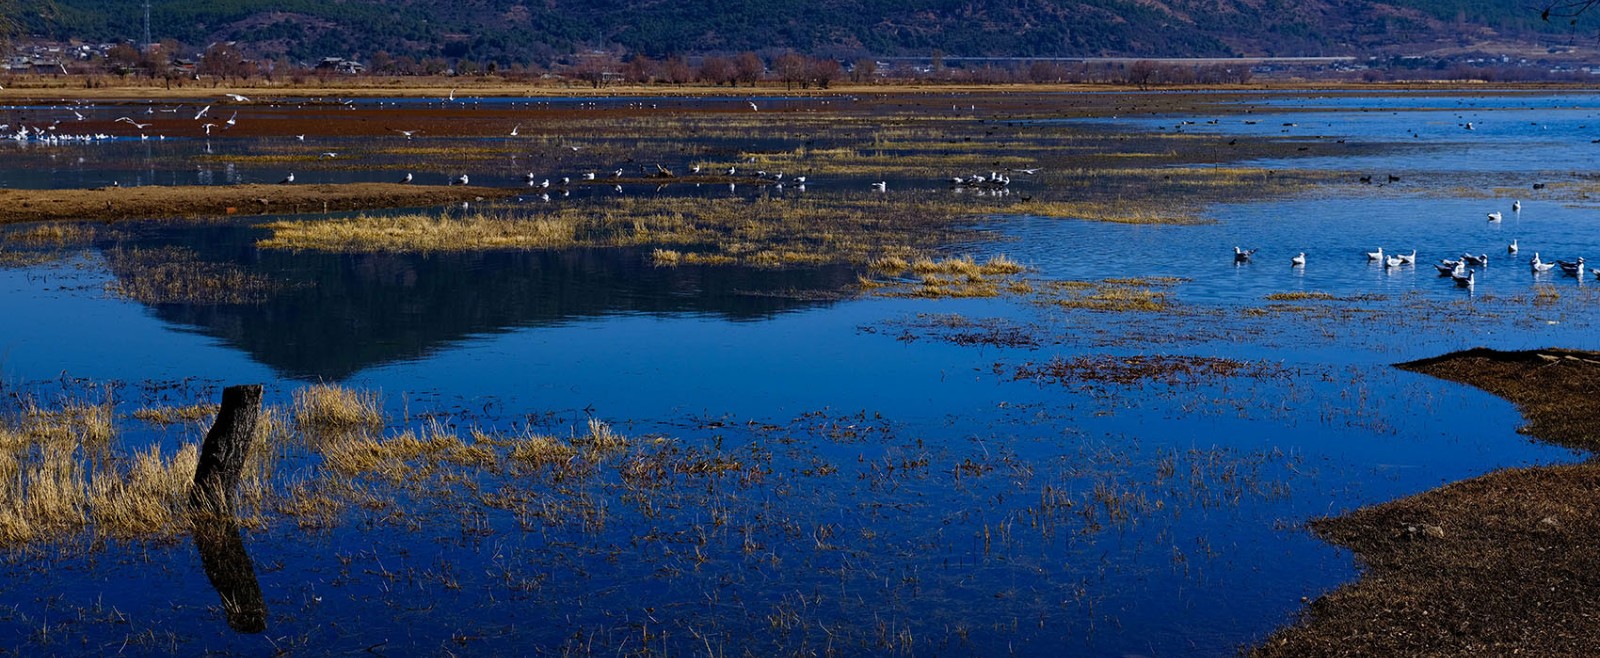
top-left (104, 246), bottom-right (285, 305)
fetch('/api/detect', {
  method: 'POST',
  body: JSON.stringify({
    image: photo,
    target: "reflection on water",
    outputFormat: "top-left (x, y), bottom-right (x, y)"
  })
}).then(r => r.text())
top-left (190, 512), bottom-right (266, 634)
top-left (92, 222), bottom-right (856, 380)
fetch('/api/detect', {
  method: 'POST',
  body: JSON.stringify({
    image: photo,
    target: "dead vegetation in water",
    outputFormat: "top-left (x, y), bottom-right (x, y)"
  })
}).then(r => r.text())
top-left (0, 223), bottom-right (96, 267)
top-left (1257, 348), bottom-right (1600, 657)
top-left (102, 246), bottom-right (288, 305)
top-left (1009, 353), bottom-right (1295, 389)
top-left (1036, 276), bottom-right (1187, 312)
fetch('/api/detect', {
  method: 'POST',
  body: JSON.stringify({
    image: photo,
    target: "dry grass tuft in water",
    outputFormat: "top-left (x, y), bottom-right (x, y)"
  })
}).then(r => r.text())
top-left (1037, 277), bottom-right (1187, 313)
top-left (292, 384), bottom-right (384, 438)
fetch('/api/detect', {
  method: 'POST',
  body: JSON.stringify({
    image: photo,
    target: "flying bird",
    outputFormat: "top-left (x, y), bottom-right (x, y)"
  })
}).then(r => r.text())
top-left (224, 93), bottom-right (250, 102)
top-left (194, 105), bottom-right (211, 120)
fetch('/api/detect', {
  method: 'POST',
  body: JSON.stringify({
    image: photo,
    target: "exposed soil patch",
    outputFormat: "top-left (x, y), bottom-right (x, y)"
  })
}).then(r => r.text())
top-left (1257, 347), bottom-right (1600, 657)
top-left (0, 183), bottom-right (519, 225)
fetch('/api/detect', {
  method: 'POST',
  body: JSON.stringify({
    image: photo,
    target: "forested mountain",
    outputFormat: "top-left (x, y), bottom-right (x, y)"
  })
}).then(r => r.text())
top-left (16, 0), bottom-right (1584, 65)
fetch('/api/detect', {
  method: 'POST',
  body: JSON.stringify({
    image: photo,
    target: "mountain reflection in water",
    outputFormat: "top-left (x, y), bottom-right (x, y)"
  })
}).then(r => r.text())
top-left (103, 222), bottom-right (856, 380)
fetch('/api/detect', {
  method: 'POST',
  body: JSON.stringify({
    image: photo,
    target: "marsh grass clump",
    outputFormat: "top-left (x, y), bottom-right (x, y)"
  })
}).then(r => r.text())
top-left (131, 403), bottom-right (217, 427)
top-left (86, 444), bottom-right (199, 540)
top-left (867, 254), bottom-right (1028, 298)
top-left (1016, 200), bottom-right (1210, 225)
top-left (1040, 278), bottom-right (1184, 313)
top-left (292, 384), bottom-right (384, 438)
top-left (103, 246), bottom-right (284, 305)
top-left (4, 223), bottom-right (95, 247)
top-left (574, 418), bottom-right (627, 453)
top-left (508, 433), bottom-right (578, 467)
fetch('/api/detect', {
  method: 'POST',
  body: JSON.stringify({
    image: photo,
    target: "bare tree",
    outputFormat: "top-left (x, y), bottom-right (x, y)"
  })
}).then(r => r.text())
top-left (849, 57), bottom-right (878, 84)
top-left (809, 57), bottom-right (842, 89)
top-left (698, 56), bottom-right (734, 85)
top-left (662, 56), bottom-right (693, 84)
top-left (774, 51), bottom-right (808, 89)
top-left (1543, 1), bottom-right (1600, 22)
top-left (573, 52), bottom-right (618, 88)
top-left (1126, 60), bottom-right (1157, 90)
top-left (623, 54), bottom-right (657, 84)
top-left (733, 51), bottom-right (764, 86)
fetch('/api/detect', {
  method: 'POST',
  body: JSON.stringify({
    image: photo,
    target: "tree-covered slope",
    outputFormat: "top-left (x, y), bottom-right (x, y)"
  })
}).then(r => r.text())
top-left (17, 0), bottom-right (1573, 64)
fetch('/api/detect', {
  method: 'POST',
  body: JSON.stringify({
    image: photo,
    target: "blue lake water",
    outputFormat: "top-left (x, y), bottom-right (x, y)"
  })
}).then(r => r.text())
top-left (1, 91), bottom-right (1597, 656)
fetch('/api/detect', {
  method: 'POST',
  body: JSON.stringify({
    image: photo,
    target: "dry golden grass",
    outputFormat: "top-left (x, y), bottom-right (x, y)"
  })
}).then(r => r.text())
top-left (292, 384), bottom-right (384, 438)
top-left (4, 223), bottom-right (95, 247)
top-left (508, 433), bottom-right (578, 467)
top-left (87, 444), bottom-right (199, 540)
top-left (131, 404), bottom-right (218, 427)
top-left (1039, 278), bottom-right (1184, 313)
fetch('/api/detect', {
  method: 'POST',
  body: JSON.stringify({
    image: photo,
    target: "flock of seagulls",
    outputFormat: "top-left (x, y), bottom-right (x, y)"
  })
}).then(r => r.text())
top-left (1234, 200), bottom-right (1595, 290)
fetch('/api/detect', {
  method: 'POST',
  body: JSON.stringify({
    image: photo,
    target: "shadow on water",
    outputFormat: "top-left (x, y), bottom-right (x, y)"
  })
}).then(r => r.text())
top-left (100, 222), bottom-right (858, 380)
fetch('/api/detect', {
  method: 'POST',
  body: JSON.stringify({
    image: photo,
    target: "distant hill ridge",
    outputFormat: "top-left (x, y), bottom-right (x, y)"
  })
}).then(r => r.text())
top-left (20, 0), bottom-right (1580, 64)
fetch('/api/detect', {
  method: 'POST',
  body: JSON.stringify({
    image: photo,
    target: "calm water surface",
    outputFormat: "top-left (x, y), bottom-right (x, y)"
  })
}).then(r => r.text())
top-left (0, 92), bottom-right (1595, 656)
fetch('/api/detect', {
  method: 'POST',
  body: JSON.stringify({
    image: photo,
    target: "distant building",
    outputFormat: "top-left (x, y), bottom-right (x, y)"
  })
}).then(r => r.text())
top-left (315, 57), bottom-right (365, 74)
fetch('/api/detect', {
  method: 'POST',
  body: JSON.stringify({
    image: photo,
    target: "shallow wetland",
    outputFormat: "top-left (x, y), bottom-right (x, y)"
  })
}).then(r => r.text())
top-left (0, 87), bottom-right (1597, 656)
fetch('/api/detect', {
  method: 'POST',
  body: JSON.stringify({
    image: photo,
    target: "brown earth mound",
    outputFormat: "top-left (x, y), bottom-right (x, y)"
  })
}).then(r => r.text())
top-left (1256, 348), bottom-right (1600, 657)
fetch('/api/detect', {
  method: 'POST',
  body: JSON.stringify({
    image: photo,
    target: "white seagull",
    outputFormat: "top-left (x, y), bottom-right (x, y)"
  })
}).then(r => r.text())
top-left (115, 117), bottom-right (150, 129)
top-left (399, 172), bottom-right (413, 184)
top-left (1397, 250), bottom-right (1417, 265)
top-left (1531, 253), bottom-right (1555, 273)
top-left (1291, 252), bottom-right (1306, 267)
top-left (1487, 211), bottom-right (1502, 222)
top-left (871, 181), bottom-right (887, 192)
top-left (1365, 247), bottom-right (1384, 261)
top-left (278, 172), bottom-right (295, 184)
top-left (224, 93), bottom-right (250, 102)
top-left (452, 174), bottom-right (469, 186)
top-left (194, 105), bottom-right (211, 120)
top-left (1508, 240), bottom-right (1518, 254)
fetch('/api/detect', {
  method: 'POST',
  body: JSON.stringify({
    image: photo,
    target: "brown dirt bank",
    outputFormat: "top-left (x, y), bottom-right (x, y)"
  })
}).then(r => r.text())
top-left (1256, 347), bottom-right (1600, 657)
top-left (0, 183), bottom-right (520, 224)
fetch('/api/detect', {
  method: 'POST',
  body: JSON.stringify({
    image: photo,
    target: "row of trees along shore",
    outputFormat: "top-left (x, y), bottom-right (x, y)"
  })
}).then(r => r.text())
top-left (49, 43), bottom-right (1594, 89)
top-left (72, 44), bottom-right (1264, 88)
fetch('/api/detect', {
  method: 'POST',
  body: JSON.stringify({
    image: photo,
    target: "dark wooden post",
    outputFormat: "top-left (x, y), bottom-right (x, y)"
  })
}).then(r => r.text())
top-left (191, 384), bottom-right (263, 514)
top-left (190, 383), bottom-right (268, 633)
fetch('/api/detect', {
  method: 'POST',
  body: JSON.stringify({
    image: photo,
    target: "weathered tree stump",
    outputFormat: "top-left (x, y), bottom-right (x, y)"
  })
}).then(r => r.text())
top-left (191, 384), bottom-right (262, 514)
top-left (189, 383), bottom-right (268, 633)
